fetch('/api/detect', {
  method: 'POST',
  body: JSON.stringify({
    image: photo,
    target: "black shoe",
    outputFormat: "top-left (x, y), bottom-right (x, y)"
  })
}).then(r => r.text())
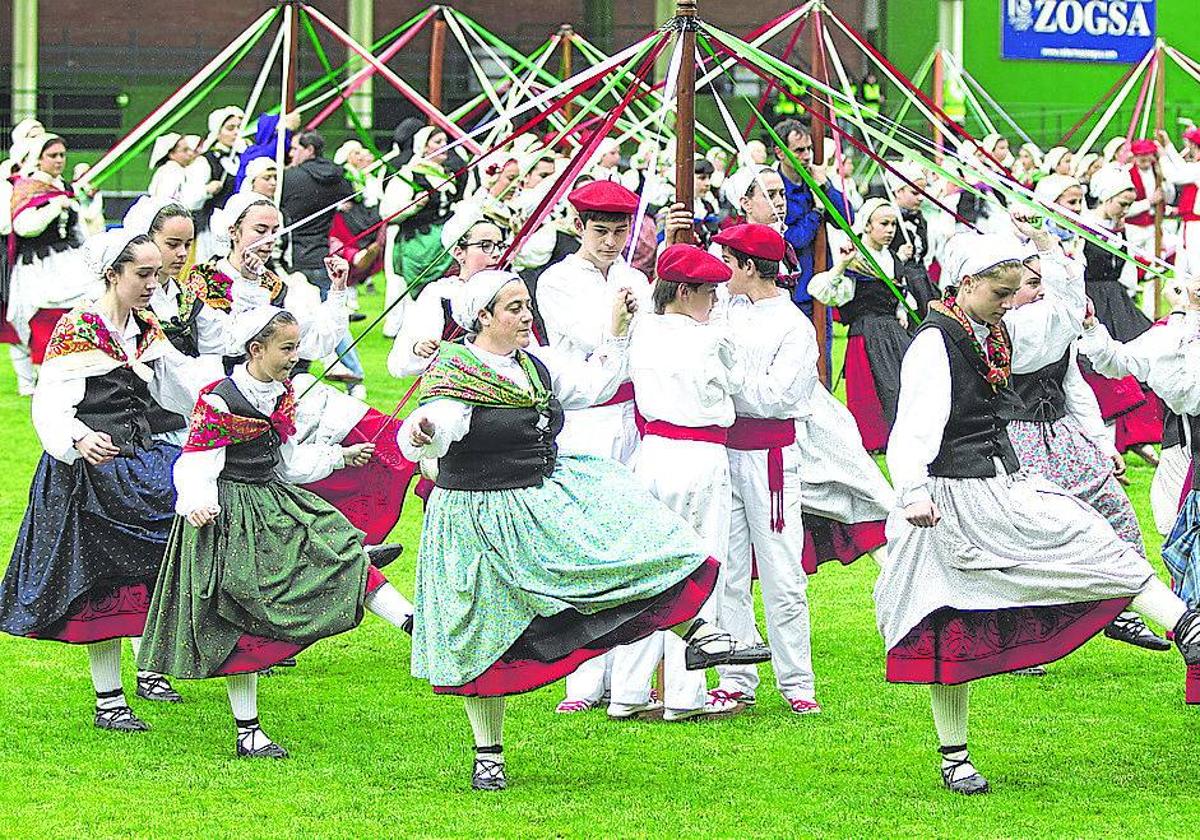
top-left (367, 543), bottom-right (404, 569)
top-left (681, 622), bottom-right (772, 671)
top-left (136, 673), bottom-right (183, 703)
top-left (472, 757), bottom-right (507, 791)
top-left (1174, 609), bottom-right (1200, 666)
top-left (276, 658), bottom-right (297, 668)
top-left (1105, 611), bottom-right (1172, 651)
top-left (941, 760), bottom-right (990, 795)
top-left (95, 705), bottom-right (150, 732)
top-left (236, 719), bottom-right (289, 759)
top-left (1010, 666), bottom-right (1047, 677)
top-left (349, 312), bottom-right (367, 323)
top-left (402, 614), bottom-right (414, 636)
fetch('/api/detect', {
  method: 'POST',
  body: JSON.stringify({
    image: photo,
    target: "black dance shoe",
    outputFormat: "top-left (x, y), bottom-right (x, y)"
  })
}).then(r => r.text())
top-left (1105, 611), bottom-right (1172, 651)
top-left (1174, 610), bottom-right (1200, 666)
top-left (682, 622), bottom-right (772, 671)
top-left (367, 543), bottom-right (404, 569)
top-left (472, 757), bottom-right (507, 791)
top-left (941, 759), bottom-right (990, 795)
top-left (136, 674), bottom-right (183, 703)
top-left (236, 721), bottom-right (289, 759)
top-left (94, 705), bottom-right (151, 732)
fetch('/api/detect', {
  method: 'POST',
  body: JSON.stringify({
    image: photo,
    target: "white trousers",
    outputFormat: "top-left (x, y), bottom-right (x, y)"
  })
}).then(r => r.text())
top-left (609, 437), bottom-right (730, 711)
top-left (717, 443), bottom-right (815, 700)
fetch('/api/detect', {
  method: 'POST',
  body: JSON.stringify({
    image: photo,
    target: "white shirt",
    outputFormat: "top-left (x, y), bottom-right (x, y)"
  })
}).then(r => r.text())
top-left (628, 312), bottom-right (741, 428)
top-left (148, 160), bottom-right (208, 212)
top-left (399, 339), bottom-right (628, 462)
top-left (32, 311), bottom-right (202, 463)
top-left (1126, 162), bottom-right (1177, 221)
top-left (1131, 312), bottom-right (1200, 419)
top-left (537, 252), bottom-right (650, 363)
top-left (216, 257), bottom-right (348, 360)
top-left (148, 278), bottom-right (234, 356)
top-left (387, 275), bottom-right (462, 378)
top-left (887, 241), bottom-right (1087, 504)
top-left (718, 291), bottom-right (819, 421)
top-left (172, 364), bottom-right (346, 515)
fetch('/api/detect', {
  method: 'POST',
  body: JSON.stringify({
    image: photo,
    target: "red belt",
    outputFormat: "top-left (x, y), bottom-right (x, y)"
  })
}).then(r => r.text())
top-left (726, 416), bottom-right (794, 533)
top-left (598, 381), bottom-right (635, 407)
top-left (643, 420), bottom-right (729, 444)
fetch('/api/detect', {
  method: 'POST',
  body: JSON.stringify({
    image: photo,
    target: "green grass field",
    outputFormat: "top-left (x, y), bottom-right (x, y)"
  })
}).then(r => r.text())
top-left (1, 284), bottom-right (1197, 838)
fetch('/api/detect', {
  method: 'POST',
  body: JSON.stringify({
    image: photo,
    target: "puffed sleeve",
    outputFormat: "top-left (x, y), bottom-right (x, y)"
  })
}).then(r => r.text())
top-left (1005, 242), bottom-right (1086, 373)
top-left (398, 398), bottom-right (473, 461)
top-left (1062, 345), bottom-right (1116, 457)
top-left (274, 437), bottom-right (345, 485)
top-left (31, 375), bottom-right (89, 464)
top-left (12, 195), bottom-right (70, 237)
top-left (528, 338), bottom-right (630, 410)
top-left (1144, 313), bottom-right (1200, 417)
top-left (886, 328), bottom-right (952, 507)
top-left (173, 394), bottom-right (227, 516)
top-left (389, 285), bottom-right (444, 377)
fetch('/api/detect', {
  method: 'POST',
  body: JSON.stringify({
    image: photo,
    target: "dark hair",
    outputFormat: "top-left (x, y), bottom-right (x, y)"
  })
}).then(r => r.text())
top-left (725, 245), bottom-right (779, 281)
top-left (104, 234), bottom-right (155, 284)
top-left (694, 159), bottom-right (714, 176)
top-left (150, 203), bottom-right (194, 234)
top-left (456, 220), bottom-right (504, 250)
top-left (234, 198), bottom-right (276, 228)
top-left (295, 130), bottom-right (325, 157)
top-left (579, 209), bottom-right (633, 226)
top-left (651, 279), bottom-right (702, 314)
top-left (245, 310), bottom-right (299, 354)
top-left (774, 118), bottom-right (810, 142)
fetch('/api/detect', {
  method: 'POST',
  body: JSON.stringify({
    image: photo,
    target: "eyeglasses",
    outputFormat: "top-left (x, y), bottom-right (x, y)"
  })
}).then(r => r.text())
top-left (464, 240), bottom-right (506, 254)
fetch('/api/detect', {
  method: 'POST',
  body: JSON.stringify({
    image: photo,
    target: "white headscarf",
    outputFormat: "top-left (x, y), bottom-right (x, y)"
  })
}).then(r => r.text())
top-left (450, 269), bottom-right (523, 332)
top-left (954, 233), bottom-right (1025, 284)
top-left (1033, 174), bottom-right (1079, 206)
top-left (231, 305), bottom-right (292, 351)
top-left (85, 227), bottom-right (150, 278)
top-left (203, 106), bottom-right (244, 151)
top-left (19, 133), bottom-right (63, 176)
top-left (122, 195), bottom-right (187, 236)
top-left (1102, 136), bottom-right (1128, 162)
top-left (149, 133), bottom-right (182, 169)
top-left (334, 139), bottom-right (364, 167)
top-left (853, 197), bottom-right (897, 237)
top-left (440, 200), bottom-right (487, 250)
top-left (1090, 167), bottom-right (1136, 203)
top-left (238, 157), bottom-right (278, 194)
top-left (885, 160), bottom-right (928, 194)
top-left (1041, 146), bottom-right (1071, 175)
top-left (721, 164), bottom-right (774, 207)
top-left (211, 192), bottom-right (276, 256)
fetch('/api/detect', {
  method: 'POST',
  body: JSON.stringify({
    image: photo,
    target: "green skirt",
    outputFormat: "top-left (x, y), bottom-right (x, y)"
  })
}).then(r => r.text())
top-left (412, 454), bottom-right (717, 695)
top-left (138, 480), bottom-right (371, 679)
top-left (394, 225), bottom-right (454, 300)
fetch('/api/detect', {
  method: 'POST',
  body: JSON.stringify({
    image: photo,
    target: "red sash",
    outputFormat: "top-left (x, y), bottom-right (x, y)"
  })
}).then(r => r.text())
top-left (643, 420), bottom-right (729, 445)
top-left (726, 417), bottom-right (796, 533)
top-left (1179, 183), bottom-right (1200, 223)
top-left (598, 380), bottom-right (635, 407)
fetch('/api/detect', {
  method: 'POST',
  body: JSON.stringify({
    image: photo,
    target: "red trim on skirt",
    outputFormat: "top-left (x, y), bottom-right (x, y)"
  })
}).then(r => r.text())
top-left (1080, 367), bottom-right (1145, 421)
top-left (304, 408), bottom-right (418, 544)
top-left (843, 334), bottom-right (890, 453)
top-left (433, 557), bottom-right (719, 697)
top-left (1113, 392), bottom-right (1163, 451)
top-left (0, 318), bottom-right (19, 345)
top-left (29, 308), bottom-right (69, 365)
top-left (802, 517), bottom-right (886, 576)
top-left (885, 597), bottom-right (1130, 684)
top-left (29, 582), bottom-right (151, 643)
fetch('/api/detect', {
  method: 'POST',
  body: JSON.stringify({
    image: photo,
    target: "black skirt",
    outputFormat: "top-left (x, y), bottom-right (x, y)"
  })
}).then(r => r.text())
top-left (850, 313), bottom-right (912, 426)
top-left (1087, 279), bottom-right (1151, 343)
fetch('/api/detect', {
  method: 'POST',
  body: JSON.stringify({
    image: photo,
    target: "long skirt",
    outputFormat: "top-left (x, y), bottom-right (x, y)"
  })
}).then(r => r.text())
top-left (412, 454), bottom-right (718, 697)
top-left (843, 315), bottom-right (910, 453)
top-left (1007, 416), bottom-right (1144, 553)
top-left (304, 407), bottom-right (418, 544)
top-left (1163, 490), bottom-right (1200, 703)
top-left (0, 444), bottom-right (178, 643)
top-left (1087, 279), bottom-right (1151, 343)
top-left (797, 388), bottom-right (893, 574)
top-left (874, 471), bottom-right (1152, 685)
top-left (138, 480), bottom-right (374, 678)
top-left (1079, 363), bottom-right (1163, 451)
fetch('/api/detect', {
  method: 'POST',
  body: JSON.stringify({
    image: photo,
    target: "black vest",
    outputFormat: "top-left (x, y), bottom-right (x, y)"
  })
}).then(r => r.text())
top-left (199, 149), bottom-right (237, 233)
top-left (15, 200), bottom-right (81, 264)
top-left (838, 270), bottom-right (905, 332)
top-left (917, 310), bottom-right (1020, 478)
top-left (1189, 415), bottom-right (1200, 493)
top-left (75, 367), bottom-right (154, 456)
top-left (997, 349), bottom-right (1070, 423)
top-left (210, 378), bottom-right (282, 484)
top-left (436, 353), bottom-right (565, 491)
top-left (159, 294), bottom-right (204, 359)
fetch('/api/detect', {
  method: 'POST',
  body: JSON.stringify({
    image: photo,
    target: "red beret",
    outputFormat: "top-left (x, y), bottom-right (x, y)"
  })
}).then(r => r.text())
top-left (1129, 139), bottom-right (1158, 156)
top-left (656, 244), bottom-right (732, 284)
top-left (568, 180), bottom-right (640, 214)
top-left (1185, 128), bottom-right (1200, 146)
top-left (711, 223), bottom-right (786, 261)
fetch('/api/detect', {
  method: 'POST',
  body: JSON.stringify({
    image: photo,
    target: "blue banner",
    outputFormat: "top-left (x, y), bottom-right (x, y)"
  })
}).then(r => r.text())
top-left (1001, 0), bottom-right (1156, 63)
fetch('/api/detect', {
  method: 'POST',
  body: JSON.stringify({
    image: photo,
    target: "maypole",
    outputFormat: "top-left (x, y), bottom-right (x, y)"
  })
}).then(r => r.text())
top-left (1153, 38), bottom-right (1166, 316)
top-left (809, 7), bottom-right (830, 386)
top-left (675, 0), bottom-right (698, 243)
top-left (560, 25), bottom-right (576, 120)
top-left (429, 8), bottom-right (448, 110)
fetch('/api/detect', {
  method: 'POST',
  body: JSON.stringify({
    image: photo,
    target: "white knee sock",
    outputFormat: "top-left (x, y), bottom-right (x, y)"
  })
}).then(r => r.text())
top-left (226, 673), bottom-right (258, 722)
top-left (1131, 576), bottom-right (1186, 630)
top-left (464, 697), bottom-right (505, 756)
top-left (364, 583), bottom-right (414, 631)
top-left (930, 684), bottom-right (969, 747)
top-left (87, 640), bottom-right (125, 709)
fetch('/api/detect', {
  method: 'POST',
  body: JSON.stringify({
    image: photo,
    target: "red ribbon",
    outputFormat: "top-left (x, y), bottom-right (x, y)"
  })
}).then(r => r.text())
top-left (598, 381), bottom-right (635, 407)
top-left (726, 417), bottom-right (796, 533)
top-left (643, 420), bottom-right (729, 445)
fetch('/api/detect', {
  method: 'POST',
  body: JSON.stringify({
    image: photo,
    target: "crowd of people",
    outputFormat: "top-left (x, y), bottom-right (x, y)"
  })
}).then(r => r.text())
top-left (3, 99), bottom-right (1200, 798)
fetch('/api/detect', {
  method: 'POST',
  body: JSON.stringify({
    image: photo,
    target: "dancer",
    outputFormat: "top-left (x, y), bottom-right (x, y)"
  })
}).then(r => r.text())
top-left (195, 106), bottom-right (244, 262)
top-left (0, 230), bottom-right (196, 731)
top-left (875, 227), bottom-right (1197, 796)
top-left (399, 269), bottom-right (770, 790)
top-left (608, 244), bottom-right (743, 722)
top-left (809, 198), bottom-right (920, 452)
top-left (137, 306), bottom-right (415, 758)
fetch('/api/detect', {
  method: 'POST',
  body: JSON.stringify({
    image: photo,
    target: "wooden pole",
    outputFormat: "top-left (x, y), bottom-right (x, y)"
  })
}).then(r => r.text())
top-left (429, 13), bottom-right (447, 110)
top-left (1153, 40), bottom-right (1166, 317)
top-left (285, 0), bottom-right (300, 111)
top-left (560, 25), bottom-right (576, 121)
top-left (810, 10), bottom-right (830, 387)
top-left (674, 0), bottom-right (698, 245)
top-left (931, 47), bottom-right (944, 163)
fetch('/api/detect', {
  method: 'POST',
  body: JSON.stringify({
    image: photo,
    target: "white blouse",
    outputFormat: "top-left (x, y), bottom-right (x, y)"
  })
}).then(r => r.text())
top-left (628, 312), bottom-right (742, 428)
top-left (887, 241), bottom-right (1087, 505)
top-left (536, 252), bottom-right (651, 364)
top-left (398, 339), bottom-right (628, 462)
top-left (216, 257), bottom-right (348, 360)
top-left (172, 364), bottom-right (347, 516)
top-left (1137, 313), bottom-right (1200, 419)
top-left (387, 275), bottom-right (463, 378)
top-left (32, 311), bottom-right (205, 463)
top-left (149, 278), bottom-right (233, 356)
